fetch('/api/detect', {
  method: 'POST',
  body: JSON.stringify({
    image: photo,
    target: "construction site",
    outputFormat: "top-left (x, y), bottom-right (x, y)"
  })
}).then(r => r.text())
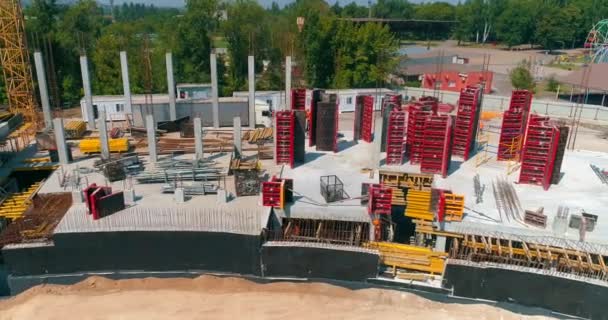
top-left (0, 2), bottom-right (608, 320)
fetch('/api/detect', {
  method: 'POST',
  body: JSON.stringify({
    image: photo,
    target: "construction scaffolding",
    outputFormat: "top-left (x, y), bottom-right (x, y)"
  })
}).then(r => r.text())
top-left (0, 0), bottom-right (39, 127)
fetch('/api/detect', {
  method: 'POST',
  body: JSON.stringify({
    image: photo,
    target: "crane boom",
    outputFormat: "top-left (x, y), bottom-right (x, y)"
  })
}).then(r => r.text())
top-left (0, 0), bottom-right (39, 127)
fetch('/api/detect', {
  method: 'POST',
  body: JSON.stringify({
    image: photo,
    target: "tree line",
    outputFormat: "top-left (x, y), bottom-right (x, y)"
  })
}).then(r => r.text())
top-left (9, 0), bottom-right (608, 109)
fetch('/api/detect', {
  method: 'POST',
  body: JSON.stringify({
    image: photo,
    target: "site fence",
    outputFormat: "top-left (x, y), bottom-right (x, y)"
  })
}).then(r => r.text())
top-left (401, 87), bottom-right (608, 123)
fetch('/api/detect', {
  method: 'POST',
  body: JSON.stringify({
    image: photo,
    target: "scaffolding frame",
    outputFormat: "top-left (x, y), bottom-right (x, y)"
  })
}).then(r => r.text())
top-left (0, 1), bottom-right (38, 127)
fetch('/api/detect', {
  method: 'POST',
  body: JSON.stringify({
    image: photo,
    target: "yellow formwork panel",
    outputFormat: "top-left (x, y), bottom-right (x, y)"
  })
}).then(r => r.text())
top-left (405, 190), bottom-right (433, 221)
top-left (365, 241), bottom-right (447, 274)
top-left (444, 193), bottom-right (465, 222)
top-left (80, 138), bottom-right (129, 153)
top-left (0, 182), bottom-right (41, 220)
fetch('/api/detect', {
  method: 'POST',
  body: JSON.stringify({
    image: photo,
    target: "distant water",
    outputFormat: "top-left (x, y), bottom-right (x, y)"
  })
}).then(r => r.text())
top-left (398, 46), bottom-right (431, 56)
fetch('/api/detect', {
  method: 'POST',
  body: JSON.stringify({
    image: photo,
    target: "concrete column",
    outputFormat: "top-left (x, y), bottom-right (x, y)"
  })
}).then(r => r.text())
top-left (285, 56), bottom-right (292, 111)
top-left (194, 117), bottom-right (204, 161)
top-left (146, 114), bottom-right (157, 163)
top-left (166, 52), bottom-right (177, 121)
top-left (34, 51), bottom-right (52, 129)
top-left (233, 116), bottom-right (242, 158)
top-left (210, 53), bottom-right (220, 128)
top-left (52, 118), bottom-right (69, 165)
top-left (120, 51), bottom-right (132, 115)
top-left (98, 109), bottom-right (110, 160)
top-left (248, 55), bottom-right (256, 128)
top-left (80, 55), bottom-right (96, 130)
top-left (371, 115), bottom-right (383, 172)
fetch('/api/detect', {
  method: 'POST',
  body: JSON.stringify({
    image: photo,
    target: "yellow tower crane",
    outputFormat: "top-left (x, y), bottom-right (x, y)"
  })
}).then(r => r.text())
top-left (0, 0), bottom-right (39, 128)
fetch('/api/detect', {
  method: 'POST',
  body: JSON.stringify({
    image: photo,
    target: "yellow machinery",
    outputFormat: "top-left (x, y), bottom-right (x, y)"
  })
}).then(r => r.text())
top-left (0, 181), bottom-right (41, 220)
top-left (64, 120), bottom-right (86, 139)
top-left (405, 190), bottom-right (433, 221)
top-left (0, 1), bottom-right (39, 127)
top-left (365, 241), bottom-right (447, 275)
top-left (80, 138), bottom-right (129, 154)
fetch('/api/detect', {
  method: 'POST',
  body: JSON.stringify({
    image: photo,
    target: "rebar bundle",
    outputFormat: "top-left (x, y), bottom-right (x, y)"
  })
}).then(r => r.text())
top-left (161, 183), bottom-right (219, 195)
top-left (493, 177), bottom-right (523, 223)
top-left (135, 168), bottom-right (225, 184)
top-left (473, 174), bottom-right (485, 204)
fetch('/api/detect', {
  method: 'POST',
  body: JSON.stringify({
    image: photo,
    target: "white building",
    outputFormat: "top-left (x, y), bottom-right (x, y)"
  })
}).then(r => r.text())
top-left (233, 88), bottom-right (395, 113)
top-left (80, 94), bottom-right (170, 122)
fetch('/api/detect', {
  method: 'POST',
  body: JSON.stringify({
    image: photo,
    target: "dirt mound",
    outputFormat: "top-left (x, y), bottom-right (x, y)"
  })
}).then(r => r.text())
top-left (0, 275), bottom-right (553, 320)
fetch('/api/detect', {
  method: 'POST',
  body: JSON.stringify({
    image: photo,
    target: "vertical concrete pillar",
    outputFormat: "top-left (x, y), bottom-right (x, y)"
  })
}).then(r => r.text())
top-left (98, 109), bottom-right (110, 160)
top-left (146, 114), bottom-right (157, 163)
top-left (120, 51), bottom-right (132, 115)
top-left (80, 55), bottom-right (96, 130)
top-left (166, 52), bottom-right (177, 121)
top-left (285, 56), bottom-right (292, 111)
top-left (233, 116), bottom-right (242, 158)
top-left (210, 53), bottom-right (220, 128)
top-left (248, 55), bottom-right (255, 128)
top-left (52, 118), bottom-right (69, 165)
top-left (371, 115), bottom-right (383, 172)
top-left (34, 51), bottom-right (52, 129)
top-left (194, 117), bottom-right (204, 161)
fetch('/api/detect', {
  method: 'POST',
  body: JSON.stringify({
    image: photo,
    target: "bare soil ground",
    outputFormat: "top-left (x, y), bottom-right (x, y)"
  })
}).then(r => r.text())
top-left (0, 276), bottom-right (553, 320)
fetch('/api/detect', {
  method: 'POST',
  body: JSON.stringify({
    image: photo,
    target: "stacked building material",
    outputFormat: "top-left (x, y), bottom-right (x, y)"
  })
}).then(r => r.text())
top-left (83, 183), bottom-right (125, 220)
top-left (290, 88), bottom-right (306, 110)
top-left (64, 120), bottom-right (86, 139)
top-left (437, 191), bottom-right (464, 222)
top-left (360, 96), bottom-right (374, 142)
top-left (385, 109), bottom-right (407, 165)
top-left (315, 95), bottom-right (338, 152)
top-left (405, 189), bottom-right (433, 221)
top-left (406, 103), bottom-right (434, 164)
top-left (262, 177), bottom-right (286, 208)
top-left (518, 115), bottom-right (561, 190)
top-left (79, 138), bottom-right (129, 153)
top-left (275, 110), bottom-right (295, 167)
top-left (367, 184), bottom-right (392, 215)
top-left (452, 86), bottom-right (482, 160)
top-left (497, 90), bottom-right (533, 161)
top-left (0, 182), bottom-right (41, 221)
top-left (420, 115), bottom-right (452, 178)
top-left (234, 169), bottom-right (260, 196)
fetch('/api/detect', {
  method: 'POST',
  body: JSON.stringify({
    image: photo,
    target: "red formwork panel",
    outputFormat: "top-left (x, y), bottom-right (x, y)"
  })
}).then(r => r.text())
top-left (421, 115), bottom-right (453, 178)
top-left (518, 115), bottom-right (560, 190)
top-left (291, 88), bottom-right (306, 110)
top-left (367, 183), bottom-right (393, 215)
top-left (361, 95), bottom-right (374, 142)
top-left (262, 180), bottom-right (284, 208)
top-left (497, 90), bottom-right (533, 161)
top-left (418, 96), bottom-right (439, 114)
top-left (275, 111), bottom-right (295, 168)
top-left (385, 109), bottom-right (407, 165)
top-left (452, 86), bottom-right (482, 160)
top-left (406, 103), bottom-right (433, 164)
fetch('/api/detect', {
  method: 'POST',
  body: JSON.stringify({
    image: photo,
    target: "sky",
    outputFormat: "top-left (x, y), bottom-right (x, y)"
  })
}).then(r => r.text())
top-left (104, 0), bottom-right (459, 9)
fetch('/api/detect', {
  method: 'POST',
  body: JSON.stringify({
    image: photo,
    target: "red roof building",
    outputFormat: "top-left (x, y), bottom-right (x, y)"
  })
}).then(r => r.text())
top-left (422, 71), bottom-right (493, 94)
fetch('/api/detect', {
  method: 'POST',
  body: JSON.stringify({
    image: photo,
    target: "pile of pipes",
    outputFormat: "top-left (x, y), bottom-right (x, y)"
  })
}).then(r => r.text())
top-left (94, 154), bottom-right (144, 182)
top-left (473, 174), bottom-right (485, 204)
top-left (161, 182), bottom-right (219, 195)
top-left (135, 158), bottom-right (225, 184)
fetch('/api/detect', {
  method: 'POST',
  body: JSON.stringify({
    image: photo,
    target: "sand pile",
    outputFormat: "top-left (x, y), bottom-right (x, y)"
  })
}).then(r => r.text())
top-left (0, 275), bottom-right (553, 320)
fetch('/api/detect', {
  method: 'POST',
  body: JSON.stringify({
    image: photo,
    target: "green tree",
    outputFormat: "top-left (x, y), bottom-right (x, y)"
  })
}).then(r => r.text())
top-left (341, 2), bottom-right (368, 18)
top-left (535, 4), bottom-right (581, 51)
top-left (373, 0), bottom-right (413, 19)
top-left (299, 12), bottom-right (336, 88)
top-left (495, 0), bottom-right (535, 48)
top-left (222, 0), bottom-right (269, 93)
top-left (510, 61), bottom-right (535, 90)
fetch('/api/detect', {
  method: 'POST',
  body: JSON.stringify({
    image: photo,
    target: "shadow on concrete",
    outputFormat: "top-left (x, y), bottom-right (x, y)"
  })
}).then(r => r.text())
top-left (447, 160), bottom-right (463, 176)
top-left (302, 152), bottom-right (325, 164)
top-left (337, 139), bottom-right (357, 152)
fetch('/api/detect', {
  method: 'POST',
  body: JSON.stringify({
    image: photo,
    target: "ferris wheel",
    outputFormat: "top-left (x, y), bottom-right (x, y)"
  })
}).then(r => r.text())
top-left (585, 19), bottom-right (608, 63)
